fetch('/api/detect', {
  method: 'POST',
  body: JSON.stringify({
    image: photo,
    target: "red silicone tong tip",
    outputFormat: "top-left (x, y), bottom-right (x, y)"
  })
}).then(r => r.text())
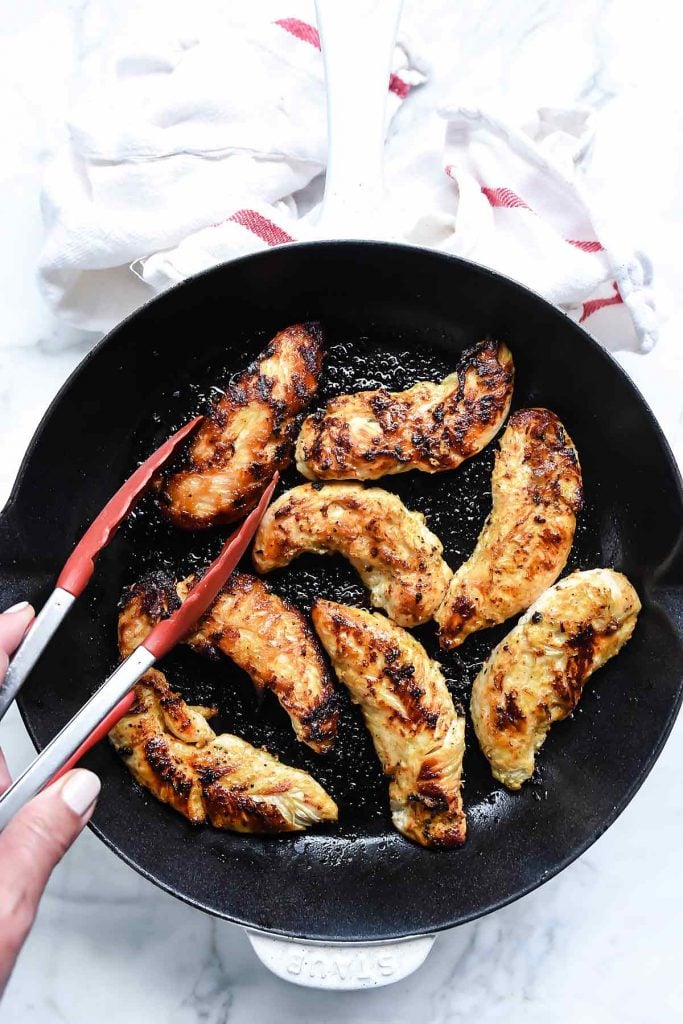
top-left (57, 416), bottom-right (203, 598)
top-left (143, 471), bottom-right (279, 661)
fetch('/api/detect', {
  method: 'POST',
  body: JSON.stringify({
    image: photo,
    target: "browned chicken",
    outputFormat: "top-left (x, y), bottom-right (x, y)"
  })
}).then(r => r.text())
top-left (436, 409), bottom-right (583, 650)
top-left (252, 483), bottom-right (452, 627)
top-left (470, 569), bottom-right (640, 790)
top-left (111, 600), bottom-right (337, 833)
top-left (119, 570), bottom-right (338, 753)
top-left (312, 600), bottom-right (466, 848)
top-left (109, 677), bottom-right (338, 832)
top-left (295, 338), bottom-right (514, 481)
top-left (159, 323), bottom-right (324, 529)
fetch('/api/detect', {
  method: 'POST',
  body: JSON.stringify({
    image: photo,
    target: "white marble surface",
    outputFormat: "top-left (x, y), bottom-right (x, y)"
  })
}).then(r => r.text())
top-left (1, 0), bottom-right (682, 1020)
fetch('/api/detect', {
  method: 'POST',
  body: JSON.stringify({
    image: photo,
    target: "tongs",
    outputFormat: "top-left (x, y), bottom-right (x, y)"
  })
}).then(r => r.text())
top-left (0, 418), bottom-right (278, 829)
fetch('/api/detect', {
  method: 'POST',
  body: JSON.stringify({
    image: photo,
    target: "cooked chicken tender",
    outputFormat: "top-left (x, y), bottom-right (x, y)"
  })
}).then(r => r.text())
top-left (109, 676), bottom-right (338, 832)
top-left (436, 409), bottom-right (583, 649)
top-left (312, 600), bottom-right (466, 848)
top-left (109, 676), bottom-right (211, 823)
top-left (296, 338), bottom-right (514, 481)
top-left (471, 569), bottom-right (640, 790)
top-left (112, 597), bottom-right (337, 832)
top-left (160, 323), bottom-right (324, 529)
top-left (119, 570), bottom-right (338, 753)
top-left (253, 483), bottom-right (452, 627)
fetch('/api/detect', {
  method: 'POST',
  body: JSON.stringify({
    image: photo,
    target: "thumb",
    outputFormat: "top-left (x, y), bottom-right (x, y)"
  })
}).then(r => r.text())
top-left (0, 604), bottom-right (35, 679)
top-left (0, 770), bottom-right (100, 962)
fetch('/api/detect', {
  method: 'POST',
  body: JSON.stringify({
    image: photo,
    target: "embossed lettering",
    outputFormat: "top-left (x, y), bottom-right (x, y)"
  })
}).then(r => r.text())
top-left (286, 950), bottom-right (398, 984)
top-left (307, 958), bottom-right (328, 979)
top-left (286, 953), bottom-right (303, 976)
top-left (331, 957), bottom-right (354, 980)
top-left (377, 955), bottom-right (396, 976)
top-left (355, 956), bottom-right (373, 981)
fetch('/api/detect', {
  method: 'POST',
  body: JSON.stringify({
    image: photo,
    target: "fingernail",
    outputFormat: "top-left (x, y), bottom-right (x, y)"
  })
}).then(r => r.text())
top-left (3, 602), bottom-right (29, 615)
top-left (60, 770), bottom-right (101, 816)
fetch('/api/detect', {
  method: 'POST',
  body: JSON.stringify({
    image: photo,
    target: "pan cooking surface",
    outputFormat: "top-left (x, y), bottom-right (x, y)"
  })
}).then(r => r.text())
top-left (117, 332), bottom-right (601, 834)
top-left (5, 244), bottom-right (682, 939)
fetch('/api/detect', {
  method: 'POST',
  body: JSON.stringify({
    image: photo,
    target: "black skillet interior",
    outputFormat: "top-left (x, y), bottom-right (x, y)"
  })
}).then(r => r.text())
top-left (0, 243), bottom-right (681, 941)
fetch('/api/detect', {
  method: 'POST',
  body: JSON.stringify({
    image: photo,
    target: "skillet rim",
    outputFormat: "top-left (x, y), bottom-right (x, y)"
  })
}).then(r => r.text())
top-left (4, 240), bottom-right (683, 941)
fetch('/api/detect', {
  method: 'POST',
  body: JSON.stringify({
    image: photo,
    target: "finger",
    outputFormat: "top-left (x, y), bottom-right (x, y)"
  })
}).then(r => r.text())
top-left (0, 769), bottom-right (100, 987)
top-left (0, 604), bottom-right (35, 658)
top-left (0, 750), bottom-right (10, 795)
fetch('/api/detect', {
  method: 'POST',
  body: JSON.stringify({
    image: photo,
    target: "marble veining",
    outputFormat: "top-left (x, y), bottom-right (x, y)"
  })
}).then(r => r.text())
top-left (1, 0), bottom-right (682, 1020)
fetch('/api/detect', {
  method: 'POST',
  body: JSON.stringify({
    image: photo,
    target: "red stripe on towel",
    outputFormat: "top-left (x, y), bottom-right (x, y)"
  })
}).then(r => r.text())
top-left (482, 187), bottom-right (604, 252)
top-left (275, 17), bottom-right (321, 48)
top-left (580, 282), bottom-right (622, 322)
top-left (276, 18), bottom-right (411, 99)
top-left (446, 171), bottom-right (605, 256)
top-left (567, 238), bottom-right (604, 253)
top-left (481, 186), bottom-right (532, 211)
top-left (228, 210), bottom-right (294, 246)
top-left (389, 73), bottom-right (411, 99)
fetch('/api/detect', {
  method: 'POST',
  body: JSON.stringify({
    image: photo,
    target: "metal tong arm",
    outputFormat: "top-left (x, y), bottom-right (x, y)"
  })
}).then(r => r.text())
top-left (0, 416), bottom-right (202, 724)
top-left (0, 646), bottom-right (155, 830)
top-left (0, 589), bottom-right (75, 723)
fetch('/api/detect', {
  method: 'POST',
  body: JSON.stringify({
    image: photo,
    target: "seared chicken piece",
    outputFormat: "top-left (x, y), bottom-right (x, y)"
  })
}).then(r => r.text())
top-left (436, 409), bottom-right (583, 650)
top-left (160, 323), bottom-right (324, 529)
top-left (471, 569), bottom-right (640, 790)
top-left (312, 600), bottom-right (466, 848)
top-left (253, 483), bottom-right (452, 627)
top-left (118, 593), bottom-right (217, 745)
top-left (109, 677), bottom-right (338, 832)
top-left (296, 338), bottom-right (514, 481)
top-left (119, 570), bottom-right (338, 753)
top-left (112, 598), bottom-right (337, 832)
top-left (109, 677), bottom-right (212, 823)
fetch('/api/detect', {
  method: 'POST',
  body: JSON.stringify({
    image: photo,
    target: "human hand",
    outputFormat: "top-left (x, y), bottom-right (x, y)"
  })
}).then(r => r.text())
top-left (0, 603), bottom-right (101, 996)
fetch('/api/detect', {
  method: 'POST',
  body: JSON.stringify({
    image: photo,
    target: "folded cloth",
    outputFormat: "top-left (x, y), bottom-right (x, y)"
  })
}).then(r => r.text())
top-left (37, 2), bottom-right (655, 353)
top-left (37, 1), bottom-right (422, 334)
top-left (437, 106), bottom-right (656, 352)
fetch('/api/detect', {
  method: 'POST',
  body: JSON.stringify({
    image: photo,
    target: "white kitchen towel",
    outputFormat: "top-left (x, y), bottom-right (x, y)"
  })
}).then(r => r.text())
top-left (437, 106), bottom-right (656, 352)
top-left (37, 2), bottom-right (655, 353)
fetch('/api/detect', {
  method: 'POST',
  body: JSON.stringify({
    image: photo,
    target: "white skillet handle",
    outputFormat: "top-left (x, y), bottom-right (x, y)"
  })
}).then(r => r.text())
top-left (245, 2), bottom-right (434, 991)
top-left (314, 0), bottom-right (404, 239)
top-left (247, 931), bottom-right (435, 990)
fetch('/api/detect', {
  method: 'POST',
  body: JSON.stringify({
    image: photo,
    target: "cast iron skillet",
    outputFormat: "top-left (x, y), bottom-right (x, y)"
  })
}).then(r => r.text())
top-left (1, 242), bottom-right (681, 942)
